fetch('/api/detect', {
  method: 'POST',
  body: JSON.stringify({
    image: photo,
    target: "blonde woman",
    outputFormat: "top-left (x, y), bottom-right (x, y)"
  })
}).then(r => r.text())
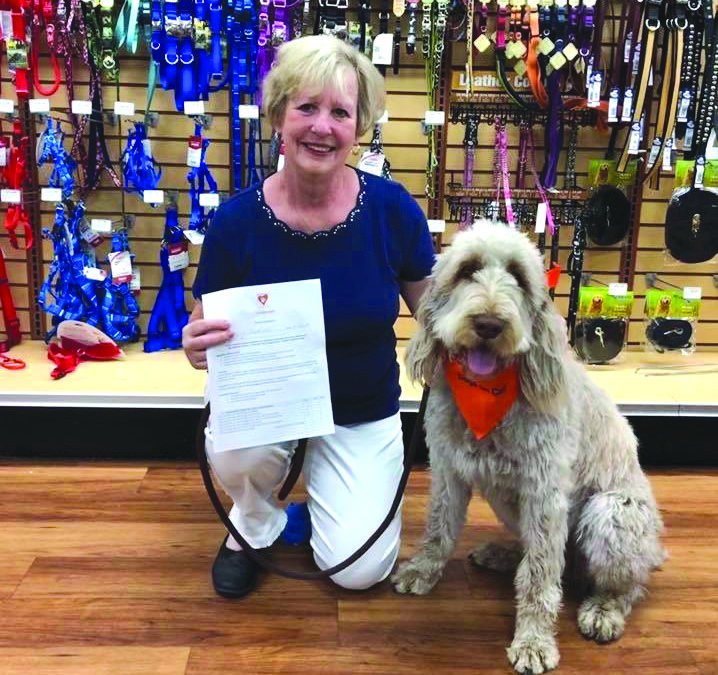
top-left (183, 35), bottom-right (434, 598)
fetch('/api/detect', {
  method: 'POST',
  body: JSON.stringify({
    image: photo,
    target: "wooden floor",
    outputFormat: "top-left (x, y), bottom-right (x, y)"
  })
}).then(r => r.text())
top-left (0, 462), bottom-right (716, 675)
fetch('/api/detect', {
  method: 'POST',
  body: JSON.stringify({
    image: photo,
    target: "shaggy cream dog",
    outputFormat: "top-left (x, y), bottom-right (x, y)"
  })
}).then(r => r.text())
top-left (392, 221), bottom-right (665, 674)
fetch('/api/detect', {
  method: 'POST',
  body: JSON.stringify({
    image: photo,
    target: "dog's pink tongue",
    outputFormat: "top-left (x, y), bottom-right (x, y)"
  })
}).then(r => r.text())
top-left (466, 350), bottom-right (497, 377)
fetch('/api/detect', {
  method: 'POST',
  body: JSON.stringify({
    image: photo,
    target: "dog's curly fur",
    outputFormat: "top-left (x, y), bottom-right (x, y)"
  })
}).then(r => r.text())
top-left (391, 221), bottom-right (666, 674)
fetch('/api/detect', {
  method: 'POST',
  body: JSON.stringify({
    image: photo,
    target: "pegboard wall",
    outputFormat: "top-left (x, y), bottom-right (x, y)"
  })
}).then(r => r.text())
top-left (1, 0), bottom-right (717, 355)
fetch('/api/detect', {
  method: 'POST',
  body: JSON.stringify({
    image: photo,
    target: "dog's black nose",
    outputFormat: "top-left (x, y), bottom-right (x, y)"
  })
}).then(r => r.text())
top-left (472, 315), bottom-right (504, 339)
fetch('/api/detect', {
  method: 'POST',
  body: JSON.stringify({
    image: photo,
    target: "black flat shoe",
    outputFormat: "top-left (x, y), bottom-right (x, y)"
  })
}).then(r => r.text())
top-left (211, 536), bottom-right (261, 599)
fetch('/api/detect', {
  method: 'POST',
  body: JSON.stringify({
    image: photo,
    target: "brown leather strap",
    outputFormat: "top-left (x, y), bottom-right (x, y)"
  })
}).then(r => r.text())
top-left (617, 21), bottom-right (658, 173)
top-left (645, 24), bottom-right (686, 188)
top-left (197, 390), bottom-right (429, 580)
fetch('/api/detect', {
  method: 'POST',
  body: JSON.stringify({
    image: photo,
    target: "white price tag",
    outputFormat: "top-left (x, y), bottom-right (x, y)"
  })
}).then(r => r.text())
top-left (130, 269), bottom-right (141, 292)
top-left (114, 101), bottom-right (136, 116)
top-left (427, 219), bottom-right (445, 233)
top-left (199, 192), bottom-right (220, 207)
top-left (677, 90), bottom-right (691, 123)
top-left (184, 228), bottom-right (206, 245)
top-left (41, 187), bottom-right (63, 202)
top-left (628, 123), bottom-right (641, 154)
top-left (238, 104), bottom-right (260, 119)
top-left (168, 245), bottom-right (190, 271)
top-left (29, 98), bottom-right (51, 113)
top-left (0, 189), bottom-right (21, 203)
top-left (143, 189), bottom-right (164, 204)
top-left (91, 218), bottom-right (113, 233)
top-left (662, 137), bottom-right (674, 172)
top-left (683, 286), bottom-right (702, 300)
top-left (0, 147), bottom-right (6, 167)
top-left (187, 143), bottom-right (202, 167)
top-left (0, 99), bottom-right (15, 114)
top-left (534, 202), bottom-right (547, 234)
top-left (621, 89), bottom-right (634, 122)
top-left (71, 99), bottom-right (93, 115)
top-left (609, 283), bottom-right (628, 296)
top-left (377, 109), bottom-right (389, 125)
top-left (83, 266), bottom-right (107, 282)
top-left (184, 100), bottom-right (205, 116)
top-left (357, 151), bottom-right (386, 176)
top-left (372, 33), bottom-right (394, 65)
top-left (608, 88), bottom-right (619, 123)
top-left (108, 250), bottom-right (133, 283)
top-left (424, 110), bottom-right (445, 125)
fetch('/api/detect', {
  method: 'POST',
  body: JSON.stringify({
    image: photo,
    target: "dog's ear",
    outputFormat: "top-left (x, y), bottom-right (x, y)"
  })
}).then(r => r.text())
top-left (405, 280), bottom-right (442, 384)
top-left (519, 297), bottom-right (568, 414)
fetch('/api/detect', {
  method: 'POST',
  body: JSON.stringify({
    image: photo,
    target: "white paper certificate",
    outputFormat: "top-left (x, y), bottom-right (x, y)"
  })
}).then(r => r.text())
top-left (202, 279), bottom-right (335, 452)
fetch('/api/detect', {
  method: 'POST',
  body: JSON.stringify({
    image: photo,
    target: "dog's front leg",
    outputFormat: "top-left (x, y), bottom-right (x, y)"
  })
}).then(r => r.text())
top-left (391, 459), bottom-right (472, 595)
top-left (506, 489), bottom-right (568, 675)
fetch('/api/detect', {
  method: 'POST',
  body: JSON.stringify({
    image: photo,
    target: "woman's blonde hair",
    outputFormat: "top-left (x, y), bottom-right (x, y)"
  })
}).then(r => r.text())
top-left (262, 35), bottom-right (386, 138)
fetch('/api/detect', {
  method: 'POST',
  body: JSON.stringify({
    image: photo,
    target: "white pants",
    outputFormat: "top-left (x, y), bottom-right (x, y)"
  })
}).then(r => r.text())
top-left (205, 412), bottom-right (405, 590)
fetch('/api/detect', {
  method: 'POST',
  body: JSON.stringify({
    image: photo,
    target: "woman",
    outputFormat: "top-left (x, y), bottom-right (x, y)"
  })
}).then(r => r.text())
top-left (183, 35), bottom-right (435, 598)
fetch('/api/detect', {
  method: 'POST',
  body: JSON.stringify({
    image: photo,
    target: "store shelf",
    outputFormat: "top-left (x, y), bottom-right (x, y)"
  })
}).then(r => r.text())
top-left (2, 342), bottom-right (718, 416)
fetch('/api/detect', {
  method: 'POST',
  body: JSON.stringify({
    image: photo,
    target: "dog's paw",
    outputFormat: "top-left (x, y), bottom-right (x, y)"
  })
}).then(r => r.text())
top-left (469, 541), bottom-right (522, 573)
top-left (577, 596), bottom-right (626, 643)
top-left (507, 635), bottom-right (559, 674)
top-left (391, 557), bottom-right (443, 595)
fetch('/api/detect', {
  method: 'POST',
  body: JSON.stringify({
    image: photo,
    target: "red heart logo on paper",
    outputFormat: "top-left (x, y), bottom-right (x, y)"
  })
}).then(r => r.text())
top-left (257, 294), bottom-right (268, 306)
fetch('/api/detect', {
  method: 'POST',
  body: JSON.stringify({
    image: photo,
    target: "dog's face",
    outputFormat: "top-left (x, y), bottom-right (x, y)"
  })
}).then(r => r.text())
top-left (421, 220), bottom-right (550, 377)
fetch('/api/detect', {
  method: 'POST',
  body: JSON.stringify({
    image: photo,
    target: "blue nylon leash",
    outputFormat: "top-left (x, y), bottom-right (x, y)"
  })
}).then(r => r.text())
top-left (121, 122), bottom-right (162, 200)
top-left (144, 206), bottom-right (190, 352)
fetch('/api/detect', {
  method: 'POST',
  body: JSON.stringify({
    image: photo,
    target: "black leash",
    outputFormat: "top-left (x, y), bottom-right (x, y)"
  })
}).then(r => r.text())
top-left (196, 386), bottom-right (430, 580)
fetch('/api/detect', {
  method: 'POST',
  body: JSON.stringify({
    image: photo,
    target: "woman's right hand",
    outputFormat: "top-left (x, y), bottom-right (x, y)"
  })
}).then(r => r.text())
top-left (182, 301), bottom-right (234, 370)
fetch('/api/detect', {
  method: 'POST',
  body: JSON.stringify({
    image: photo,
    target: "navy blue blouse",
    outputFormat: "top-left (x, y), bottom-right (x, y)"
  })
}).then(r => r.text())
top-left (192, 169), bottom-right (435, 425)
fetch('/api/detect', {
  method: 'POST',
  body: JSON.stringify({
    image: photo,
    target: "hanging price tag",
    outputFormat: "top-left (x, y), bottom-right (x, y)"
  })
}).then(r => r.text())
top-left (29, 98), bottom-right (51, 113)
top-left (0, 189), bottom-right (21, 203)
top-left (83, 266), bottom-right (107, 282)
top-left (114, 101), bottom-right (136, 116)
top-left (130, 269), bottom-right (142, 293)
top-left (183, 100), bottom-right (205, 116)
top-left (143, 189), bottom-right (164, 204)
top-left (199, 192), bottom-right (220, 207)
top-left (184, 229), bottom-right (205, 245)
top-left (424, 110), bottom-right (445, 125)
top-left (0, 99), bottom-right (15, 114)
top-left (609, 283), bottom-right (628, 296)
top-left (108, 250), bottom-right (133, 284)
top-left (168, 241), bottom-right (190, 271)
top-left (534, 202), bottom-right (547, 234)
top-left (357, 151), bottom-right (386, 176)
top-left (71, 99), bottom-right (93, 115)
top-left (41, 187), bottom-right (63, 202)
top-left (427, 219), bottom-right (446, 232)
top-left (683, 286), bottom-right (702, 300)
top-left (91, 218), bottom-right (113, 233)
top-left (372, 33), bottom-right (394, 65)
top-left (238, 104), bottom-right (260, 119)
top-left (187, 136), bottom-right (202, 167)
top-left (608, 88), bottom-right (619, 123)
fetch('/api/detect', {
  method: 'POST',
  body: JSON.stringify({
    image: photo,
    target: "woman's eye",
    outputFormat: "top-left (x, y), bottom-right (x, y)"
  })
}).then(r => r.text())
top-left (333, 108), bottom-right (349, 119)
top-left (298, 103), bottom-right (315, 113)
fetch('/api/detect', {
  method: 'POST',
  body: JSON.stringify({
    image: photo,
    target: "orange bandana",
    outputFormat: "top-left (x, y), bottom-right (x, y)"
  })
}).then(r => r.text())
top-left (446, 360), bottom-right (519, 440)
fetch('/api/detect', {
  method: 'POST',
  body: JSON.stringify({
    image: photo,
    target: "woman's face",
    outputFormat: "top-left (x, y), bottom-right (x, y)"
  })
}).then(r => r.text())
top-left (277, 68), bottom-right (359, 179)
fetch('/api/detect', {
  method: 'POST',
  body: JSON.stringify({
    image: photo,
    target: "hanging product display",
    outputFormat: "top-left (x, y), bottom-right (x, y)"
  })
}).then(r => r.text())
top-left (143, 205), bottom-right (190, 353)
top-left (3, 121), bottom-right (32, 250)
top-left (102, 229), bottom-right (141, 343)
top-left (39, 202), bottom-right (106, 340)
top-left (187, 123), bottom-right (219, 235)
top-left (0, 244), bottom-right (22, 354)
top-left (121, 121), bottom-right (162, 200)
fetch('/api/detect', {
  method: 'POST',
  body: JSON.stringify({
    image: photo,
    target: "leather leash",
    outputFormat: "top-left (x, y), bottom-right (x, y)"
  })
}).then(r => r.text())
top-left (197, 386), bottom-right (430, 580)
